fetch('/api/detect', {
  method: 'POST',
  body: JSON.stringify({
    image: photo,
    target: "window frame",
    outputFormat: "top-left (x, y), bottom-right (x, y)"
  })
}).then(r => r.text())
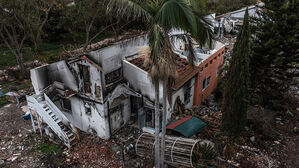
top-left (105, 68), bottom-right (123, 86)
top-left (60, 98), bottom-right (72, 113)
top-left (202, 76), bottom-right (211, 90)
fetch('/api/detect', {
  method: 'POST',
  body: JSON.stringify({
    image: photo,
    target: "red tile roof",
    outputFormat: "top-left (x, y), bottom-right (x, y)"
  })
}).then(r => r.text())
top-left (129, 54), bottom-right (190, 75)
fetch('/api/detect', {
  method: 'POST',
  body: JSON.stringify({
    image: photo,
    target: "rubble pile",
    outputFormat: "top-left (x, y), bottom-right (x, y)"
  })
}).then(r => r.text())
top-left (0, 103), bottom-right (46, 168)
top-left (62, 30), bottom-right (146, 58)
top-left (64, 135), bottom-right (120, 167)
top-left (0, 60), bottom-right (44, 82)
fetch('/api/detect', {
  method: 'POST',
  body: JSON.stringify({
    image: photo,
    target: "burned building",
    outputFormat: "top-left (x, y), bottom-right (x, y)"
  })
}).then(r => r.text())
top-left (26, 34), bottom-right (225, 147)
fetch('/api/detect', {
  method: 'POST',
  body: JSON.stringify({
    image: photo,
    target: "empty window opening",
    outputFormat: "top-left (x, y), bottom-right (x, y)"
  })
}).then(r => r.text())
top-left (105, 68), bottom-right (122, 86)
top-left (216, 66), bottom-right (221, 76)
top-left (184, 81), bottom-right (192, 104)
top-left (145, 108), bottom-right (154, 127)
top-left (202, 76), bottom-right (211, 90)
top-left (205, 63), bottom-right (208, 68)
top-left (110, 104), bottom-right (122, 114)
top-left (210, 60), bottom-right (213, 64)
top-left (60, 98), bottom-right (72, 112)
top-left (95, 85), bottom-right (101, 98)
top-left (79, 64), bottom-right (91, 93)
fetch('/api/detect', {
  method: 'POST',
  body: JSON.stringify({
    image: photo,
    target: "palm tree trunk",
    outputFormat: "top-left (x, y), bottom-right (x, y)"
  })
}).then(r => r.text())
top-left (154, 82), bottom-right (160, 168)
top-left (160, 82), bottom-right (167, 168)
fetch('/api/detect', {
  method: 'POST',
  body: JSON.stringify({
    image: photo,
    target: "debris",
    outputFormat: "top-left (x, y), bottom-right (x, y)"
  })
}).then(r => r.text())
top-left (285, 110), bottom-right (294, 117)
top-left (250, 136), bottom-right (255, 142)
top-left (293, 127), bottom-right (298, 133)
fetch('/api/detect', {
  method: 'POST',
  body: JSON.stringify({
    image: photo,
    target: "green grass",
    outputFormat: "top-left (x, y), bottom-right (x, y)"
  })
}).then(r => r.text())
top-left (0, 80), bottom-right (32, 108)
top-left (0, 46), bottom-right (32, 68)
top-left (17, 80), bottom-right (32, 90)
top-left (39, 143), bottom-right (62, 155)
top-left (0, 97), bottom-right (8, 108)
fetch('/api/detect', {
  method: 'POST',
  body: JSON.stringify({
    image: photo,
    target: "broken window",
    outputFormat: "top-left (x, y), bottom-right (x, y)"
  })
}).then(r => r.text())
top-left (202, 76), bottom-right (211, 90)
top-left (145, 108), bottom-right (154, 127)
top-left (184, 81), bottom-right (192, 104)
top-left (110, 104), bottom-right (122, 114)
top-left (79, 64), bottom-right (91, 93)
top-left (95, 85), bottom-right (101, 98)
top-left (216, 66), bottom-right (221, 76)
top-left (85, 103), bottom-right (92, 115)
top-left (60, 98), bottom-right (72, 112)
top-left (105, 68), bottom-right (122, 86)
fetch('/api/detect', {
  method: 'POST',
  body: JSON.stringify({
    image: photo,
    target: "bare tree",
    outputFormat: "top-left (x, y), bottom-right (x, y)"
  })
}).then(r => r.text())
top-left (0, 0), bottom-right (28, 72)
top-left (26, 0), bottom-right (57, 50)
top-left (67, 0), bottom-right (114, 50)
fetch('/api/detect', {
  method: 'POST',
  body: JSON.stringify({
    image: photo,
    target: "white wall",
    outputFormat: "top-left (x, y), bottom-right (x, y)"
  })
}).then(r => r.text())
top-left (69, 59), bottom-right (103, 101)
top-left (89, 36), bottom-right (148, 73)
top-left (30, 61), bottom-right (78, 94)
top-left (63, 97), bottom-right (109, 139)
top-left (171, 77), bottom-right (195, 110)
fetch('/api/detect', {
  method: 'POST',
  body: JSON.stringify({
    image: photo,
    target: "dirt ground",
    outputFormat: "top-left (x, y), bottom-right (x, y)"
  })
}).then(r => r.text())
top-left (0, 102), bottom-right (45, 168)
top-left (0, 102), bottom-right (148, 168)
top-left (0, 99), bottom-right (298, 168)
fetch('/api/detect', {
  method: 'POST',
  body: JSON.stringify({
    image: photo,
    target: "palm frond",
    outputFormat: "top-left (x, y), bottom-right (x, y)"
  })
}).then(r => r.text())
top-left (149, 24), bottom-right (165, 66)
top-left (107, 0), bottom-right (153, 23)
top-left (187, 0), bottom-right (214, 48)
top-left (195, 15), bottom-right (214, 48)
top-left (155, 0), bottom-right (197, 36)
top-left (148, 24), bottom-right (176, 81)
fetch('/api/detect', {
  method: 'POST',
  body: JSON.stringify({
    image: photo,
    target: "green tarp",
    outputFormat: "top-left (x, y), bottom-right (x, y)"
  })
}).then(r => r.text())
top-left (166, 116), bottom-right (206, 137)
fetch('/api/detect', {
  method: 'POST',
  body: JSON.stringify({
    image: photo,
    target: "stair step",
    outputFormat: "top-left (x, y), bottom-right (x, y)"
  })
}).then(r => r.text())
top-left (67, 133), bottom-right (74, 138)
top-left (57, 121), bottom-right (63, 126)
top-left (69, 136), bottom-right (76, 142)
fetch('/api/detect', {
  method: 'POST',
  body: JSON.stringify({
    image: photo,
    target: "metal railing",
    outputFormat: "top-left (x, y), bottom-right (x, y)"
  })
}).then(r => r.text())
top-left (26, 95), bottom-right (71, 148)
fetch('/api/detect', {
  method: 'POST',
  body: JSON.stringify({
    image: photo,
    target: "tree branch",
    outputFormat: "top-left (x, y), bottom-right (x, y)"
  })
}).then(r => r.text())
top-left (88, 22), bottom-right (118, 44)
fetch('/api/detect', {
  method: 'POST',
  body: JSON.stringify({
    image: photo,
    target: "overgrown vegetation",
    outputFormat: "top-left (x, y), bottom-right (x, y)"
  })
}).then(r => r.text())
top-left (221, 9), bottom-right (251, 136)
top-left (38, 142), bottom-right (65, 167)
top-left (250, 0), bottom-right (299, 110)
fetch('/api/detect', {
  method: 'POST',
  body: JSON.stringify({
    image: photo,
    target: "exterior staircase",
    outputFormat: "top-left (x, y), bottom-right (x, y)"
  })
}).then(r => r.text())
top-left (26, 91), bottom-right (77, 148)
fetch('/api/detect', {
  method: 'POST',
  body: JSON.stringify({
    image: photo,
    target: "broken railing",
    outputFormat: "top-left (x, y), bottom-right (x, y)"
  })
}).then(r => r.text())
top-left (44, 93), bottom-right (70, 125)
top-left (27, 95), bottom-right (72, 147)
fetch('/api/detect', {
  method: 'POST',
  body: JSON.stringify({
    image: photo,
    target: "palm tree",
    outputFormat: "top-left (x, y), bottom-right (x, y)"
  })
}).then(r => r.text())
top-left (108, 0), bottom-right (213, 167)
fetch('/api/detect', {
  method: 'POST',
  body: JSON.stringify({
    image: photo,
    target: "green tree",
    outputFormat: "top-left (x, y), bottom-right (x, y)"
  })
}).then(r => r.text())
top-left (108, 0), bottom-right (213, 167)
top-left (25, 0), bottom-right (57, 51)
top-left (0, 0), bottom-right (28, 72)
top-left (250, 0), bottom-right (299, 109)
top-left (0, 0), bottom-right (57, 72)
top-left (65, 0), bottom-right (116, 50)
top-left (221, 8), bottom-right (250, 136)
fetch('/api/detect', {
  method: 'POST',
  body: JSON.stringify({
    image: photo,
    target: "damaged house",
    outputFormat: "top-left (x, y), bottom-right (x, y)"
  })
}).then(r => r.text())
top-left (26, 33), bottom-right (225, 147)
